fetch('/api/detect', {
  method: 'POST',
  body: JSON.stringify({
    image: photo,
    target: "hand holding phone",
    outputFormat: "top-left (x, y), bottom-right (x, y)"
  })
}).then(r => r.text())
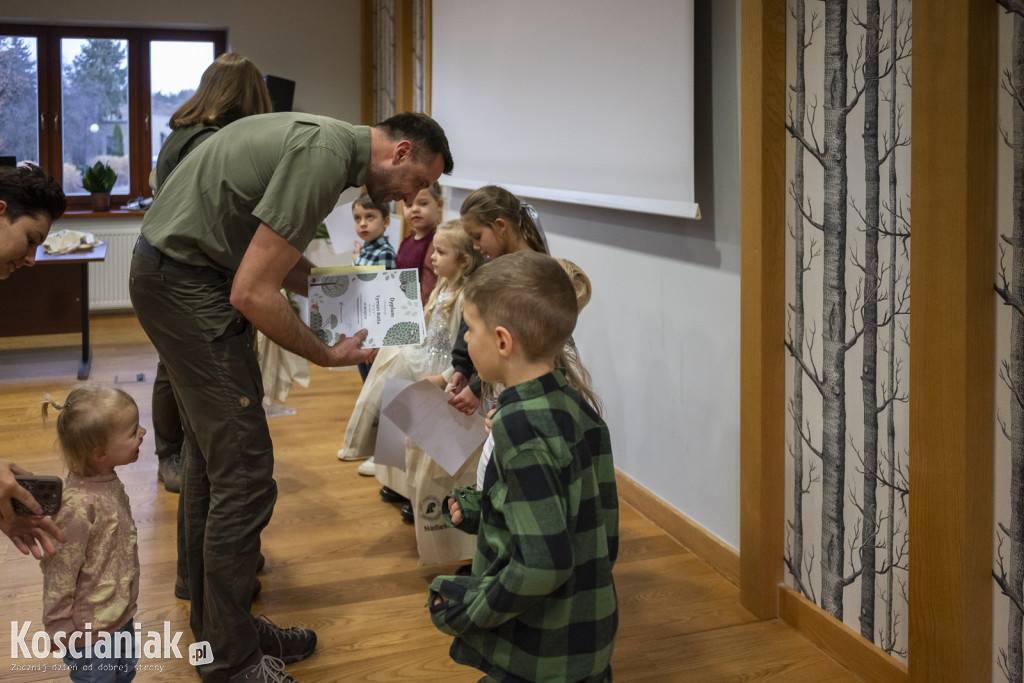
top-left (11, 475), bottom-right (63, 516)
top-left (0, 462), bottom-right (66, 559)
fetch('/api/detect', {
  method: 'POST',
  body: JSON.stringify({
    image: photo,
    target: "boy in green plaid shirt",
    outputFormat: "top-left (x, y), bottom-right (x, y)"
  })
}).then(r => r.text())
top-left (428, 250), bottom-right (618, 682)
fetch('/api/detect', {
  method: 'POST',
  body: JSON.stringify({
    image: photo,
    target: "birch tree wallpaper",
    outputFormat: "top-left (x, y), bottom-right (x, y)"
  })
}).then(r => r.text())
top-left (994, 3), bottom-right (1024, 680)
top-left (784, 0), bottom-right (911, 662)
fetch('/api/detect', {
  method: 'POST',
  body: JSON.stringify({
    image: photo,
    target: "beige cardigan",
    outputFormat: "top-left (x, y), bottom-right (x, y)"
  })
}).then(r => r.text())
top-left (40, 472), bottom-right (139, 638)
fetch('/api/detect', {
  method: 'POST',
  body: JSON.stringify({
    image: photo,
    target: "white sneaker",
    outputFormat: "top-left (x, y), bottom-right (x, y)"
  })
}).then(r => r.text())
top-left (357, 457), bottom-right (376, 476)
top-left (337, 447), bottom-right (369, 461)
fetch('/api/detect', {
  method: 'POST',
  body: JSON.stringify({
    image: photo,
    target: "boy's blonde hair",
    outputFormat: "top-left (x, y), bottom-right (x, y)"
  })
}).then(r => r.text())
top-left (460, 185), bottom-right (548, 255)
top-left (42, 383), bottom-right (137, 476)
top-left (423, 219), bottom-right (484, 323)
top-left (464, 251), bottom-right (577, 361)
top-left (169, 53), bottom-right (273, 129)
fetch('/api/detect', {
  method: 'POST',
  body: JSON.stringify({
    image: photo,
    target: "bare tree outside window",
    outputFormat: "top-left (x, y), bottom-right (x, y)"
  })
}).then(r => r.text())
top-left (0, 36), bottom-right (39, 164)
top-left (60, 38), bottom-right (129, 195)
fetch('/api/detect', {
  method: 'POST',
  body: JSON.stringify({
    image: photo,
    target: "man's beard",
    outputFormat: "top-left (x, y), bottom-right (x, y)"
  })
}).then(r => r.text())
top-left (363, 167), bottom-right (392, 205)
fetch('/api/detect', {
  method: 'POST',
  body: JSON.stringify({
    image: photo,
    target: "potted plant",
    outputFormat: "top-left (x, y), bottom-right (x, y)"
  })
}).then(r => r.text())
top-left (82, 161), bottom-right (118, 212)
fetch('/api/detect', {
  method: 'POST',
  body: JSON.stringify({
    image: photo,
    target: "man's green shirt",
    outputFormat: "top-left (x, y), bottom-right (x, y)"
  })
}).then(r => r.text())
top-left (141, 113), bottom-right (370, 272)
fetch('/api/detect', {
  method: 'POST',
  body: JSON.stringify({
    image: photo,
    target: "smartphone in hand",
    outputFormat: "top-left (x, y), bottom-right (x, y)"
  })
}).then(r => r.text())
top-left (11, 475), bottom-right (63, 516)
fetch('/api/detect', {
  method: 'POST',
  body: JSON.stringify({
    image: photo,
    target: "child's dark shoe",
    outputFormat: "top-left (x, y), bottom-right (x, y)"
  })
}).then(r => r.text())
top-left (379, 486), bottom-right (408, 503)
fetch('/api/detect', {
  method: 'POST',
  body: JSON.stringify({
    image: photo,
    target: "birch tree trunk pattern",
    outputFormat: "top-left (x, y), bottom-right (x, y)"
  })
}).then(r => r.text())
top-left (785, 0), bottom-right (911, 661)
top-left (994, 2), bottom-right (1024, 680)
top-left (372, 0), bottom-right (397, 122)
top-left (372, 0), bottom-right (427, 120)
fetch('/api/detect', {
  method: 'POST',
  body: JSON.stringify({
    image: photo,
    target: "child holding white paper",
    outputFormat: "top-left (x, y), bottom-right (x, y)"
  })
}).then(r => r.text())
top-left (399, 257), bottom-right (597, 565)
top-left (446, 185), bottom-right (550, 417)
top-left (337, 221), bottom-right (483, 493)
top-left (428, 251), bottom-right (617, 682)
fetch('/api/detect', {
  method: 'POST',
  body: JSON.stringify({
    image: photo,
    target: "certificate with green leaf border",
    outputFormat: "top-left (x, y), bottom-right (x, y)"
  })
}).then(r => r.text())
top-left (307, 268), bottom-right (426, 348)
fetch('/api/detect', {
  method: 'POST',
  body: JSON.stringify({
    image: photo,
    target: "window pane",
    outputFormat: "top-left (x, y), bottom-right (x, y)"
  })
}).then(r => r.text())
top-left (0, 36), bottom-right (39, 165)
top-left (61, 37), bottom-right (129, 195)
top-left (151, 41), bottom-right (215, 170)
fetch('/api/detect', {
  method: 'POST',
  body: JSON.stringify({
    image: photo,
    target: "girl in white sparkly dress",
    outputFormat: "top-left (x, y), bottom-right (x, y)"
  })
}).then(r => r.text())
top-left (338, 221), bottom-right (483, 496)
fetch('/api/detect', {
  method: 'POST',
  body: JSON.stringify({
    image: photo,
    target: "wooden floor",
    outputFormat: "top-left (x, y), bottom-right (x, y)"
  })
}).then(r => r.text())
top-left (0, 314), bottom-right (861, 682)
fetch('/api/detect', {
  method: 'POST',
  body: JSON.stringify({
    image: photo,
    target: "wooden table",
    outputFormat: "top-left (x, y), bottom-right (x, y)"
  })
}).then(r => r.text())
top-left (0, 243), bottom-right (108, 379)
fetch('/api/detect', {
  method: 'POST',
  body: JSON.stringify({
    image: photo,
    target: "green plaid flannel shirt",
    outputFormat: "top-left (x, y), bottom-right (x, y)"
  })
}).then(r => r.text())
top-left (429, 370), bottom-right (619, 682)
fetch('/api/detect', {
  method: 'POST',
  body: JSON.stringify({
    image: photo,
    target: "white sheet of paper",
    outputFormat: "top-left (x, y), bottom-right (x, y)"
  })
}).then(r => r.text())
top-left (322, 202), bottom-right (355, 254)
top-left (374, 378), bottom-right (415, 471)
top-left (382, 379), bottom-right (488, 476)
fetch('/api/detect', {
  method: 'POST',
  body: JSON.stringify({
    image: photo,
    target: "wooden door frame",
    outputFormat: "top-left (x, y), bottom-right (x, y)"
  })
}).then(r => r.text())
top-left (739, 0), bottom-right (787, 622)
top-left (907, 3), bottom-right (997, 680)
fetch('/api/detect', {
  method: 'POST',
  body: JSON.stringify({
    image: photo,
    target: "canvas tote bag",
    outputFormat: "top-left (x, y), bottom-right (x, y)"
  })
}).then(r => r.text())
top-left (407, 439), bottom-right (481, 566)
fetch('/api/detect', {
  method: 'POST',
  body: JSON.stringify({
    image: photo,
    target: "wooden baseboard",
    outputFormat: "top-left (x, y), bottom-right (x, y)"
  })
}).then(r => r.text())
top-left (778, 585), bottom-right (908, 683)
top-left (614, 472), bottom-right (904, 681)
top-left (615, 470), bottom-right (740, 586)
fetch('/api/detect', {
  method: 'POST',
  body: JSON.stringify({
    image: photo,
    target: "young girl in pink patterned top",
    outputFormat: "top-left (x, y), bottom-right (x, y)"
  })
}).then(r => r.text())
top-left (40, 383), bottom-right (144, 682)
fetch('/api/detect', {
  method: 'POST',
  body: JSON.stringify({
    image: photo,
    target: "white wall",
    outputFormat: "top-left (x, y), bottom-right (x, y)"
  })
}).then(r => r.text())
top-left (1, 0), bottom-right (363, 121)
top-left (446, 0), bottom-right (743, 548)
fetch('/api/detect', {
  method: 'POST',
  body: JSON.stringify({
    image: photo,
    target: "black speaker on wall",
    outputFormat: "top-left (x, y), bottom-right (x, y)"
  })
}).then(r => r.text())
top-left (265, 75), bottom-right (295, 112)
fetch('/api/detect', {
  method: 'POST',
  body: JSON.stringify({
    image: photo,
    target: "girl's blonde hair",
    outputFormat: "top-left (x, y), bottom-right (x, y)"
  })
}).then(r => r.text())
top-left (170, 53), bottom-right (273, 130)
top-left (42, 383), bottom-right (137, 476)
top-left (556, 258), bottom-right (592, 311)
top-left (553, 258), bottom-right (600, 414)
top-left (460, 185), bottom-right (548, 255)
top-left (423, 219), bottom-right (484, 324)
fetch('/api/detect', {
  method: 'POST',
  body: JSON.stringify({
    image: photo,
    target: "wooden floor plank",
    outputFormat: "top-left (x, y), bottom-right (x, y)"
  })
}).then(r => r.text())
top-left (0, 314), bottom-right (862, 682)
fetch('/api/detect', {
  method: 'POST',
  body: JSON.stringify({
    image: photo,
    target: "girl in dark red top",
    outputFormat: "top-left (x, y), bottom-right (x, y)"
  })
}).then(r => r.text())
top-left (397, 182), bottom-right (442, 304)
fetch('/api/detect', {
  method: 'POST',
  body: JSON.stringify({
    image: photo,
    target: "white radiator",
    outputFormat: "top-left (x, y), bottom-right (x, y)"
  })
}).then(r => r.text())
top-left (87, 227), bottom-right (141, 311)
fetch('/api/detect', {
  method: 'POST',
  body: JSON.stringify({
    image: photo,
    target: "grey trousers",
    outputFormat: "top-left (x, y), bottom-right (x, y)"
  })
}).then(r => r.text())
top-left (129, 238), bottom-right (275, 682)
